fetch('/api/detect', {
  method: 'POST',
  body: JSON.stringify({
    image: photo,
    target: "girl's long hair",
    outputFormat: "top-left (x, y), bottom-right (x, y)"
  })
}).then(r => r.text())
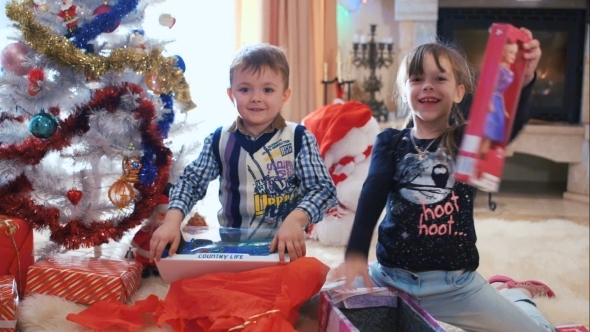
top-left (395, 42), bottom-right (474, 159)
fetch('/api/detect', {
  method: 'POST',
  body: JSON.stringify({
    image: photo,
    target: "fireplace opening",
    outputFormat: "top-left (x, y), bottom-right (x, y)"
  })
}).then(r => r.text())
top-left (437, 6), bottom-right (587, 124)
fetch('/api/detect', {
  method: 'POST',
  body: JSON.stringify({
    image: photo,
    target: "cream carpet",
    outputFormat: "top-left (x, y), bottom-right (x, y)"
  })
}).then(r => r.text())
top-left (17, 218), bottom-right (589, 331)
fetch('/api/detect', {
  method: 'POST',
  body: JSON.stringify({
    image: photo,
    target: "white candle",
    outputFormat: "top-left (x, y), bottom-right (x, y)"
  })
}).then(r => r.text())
top-left (323, 62), bottom-right (328, 81)
top-left (359, 35), bottom-right (366, 44)
top-left (353, 34), bottom-right (360, 43)
top-left (336, 50), bottom-right (342, 83)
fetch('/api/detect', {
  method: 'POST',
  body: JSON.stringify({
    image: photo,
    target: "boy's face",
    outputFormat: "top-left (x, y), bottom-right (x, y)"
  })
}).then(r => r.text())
top-left (227, 66), bottom-right (291, 137)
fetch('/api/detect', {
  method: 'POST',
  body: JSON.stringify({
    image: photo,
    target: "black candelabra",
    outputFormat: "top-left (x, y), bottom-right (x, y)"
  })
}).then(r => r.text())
top-left (352, 24), bottom-right (394, 122)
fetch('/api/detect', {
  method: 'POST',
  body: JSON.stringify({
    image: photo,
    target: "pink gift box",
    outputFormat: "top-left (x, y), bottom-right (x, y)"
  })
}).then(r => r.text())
top-left (318, 287), bottom-right (446, 332)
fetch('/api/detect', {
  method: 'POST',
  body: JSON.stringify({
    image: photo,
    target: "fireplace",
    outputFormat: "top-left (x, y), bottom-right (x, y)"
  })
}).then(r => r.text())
top-left (437, 1), bottom-right (588, 124)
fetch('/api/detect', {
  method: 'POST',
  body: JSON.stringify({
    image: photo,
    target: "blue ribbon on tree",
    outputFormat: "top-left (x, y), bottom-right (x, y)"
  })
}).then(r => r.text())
top-left (71, 0), bottom-right (139, 49)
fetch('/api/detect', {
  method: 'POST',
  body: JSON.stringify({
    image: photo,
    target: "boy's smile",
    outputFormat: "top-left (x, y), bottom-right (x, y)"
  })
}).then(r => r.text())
top-left (227, 66), bottom-right (291, 137)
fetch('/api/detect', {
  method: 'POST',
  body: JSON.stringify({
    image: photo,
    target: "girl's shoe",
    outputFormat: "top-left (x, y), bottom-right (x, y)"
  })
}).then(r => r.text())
top-left (489, 275), bottom-right (556, 298)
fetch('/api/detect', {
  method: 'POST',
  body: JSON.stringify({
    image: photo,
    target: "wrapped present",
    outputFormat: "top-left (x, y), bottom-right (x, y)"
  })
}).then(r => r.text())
top-left (318, 287), bottom-right (446, 332)
top-left (0, 275), bottom-right (18, 332)
top-left (0, 215), bottom-right (34, 297)
top-left (25, 256), bottom-right (142, 305)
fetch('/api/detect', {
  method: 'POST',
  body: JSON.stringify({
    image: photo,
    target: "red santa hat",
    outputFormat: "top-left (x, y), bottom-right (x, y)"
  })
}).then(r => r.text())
top-left (302, 101), bottom-right (373, 158)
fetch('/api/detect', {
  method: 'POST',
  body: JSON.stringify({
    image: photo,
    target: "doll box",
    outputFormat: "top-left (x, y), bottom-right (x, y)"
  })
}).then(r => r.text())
top-left (555, 325), bottom-right (589, 332)
top-left (156, 226), bottom-right (288, 284)
top-left (318, 287), bottom-right (446, 332)
top-left (455, 23), bottom-right (532, 192)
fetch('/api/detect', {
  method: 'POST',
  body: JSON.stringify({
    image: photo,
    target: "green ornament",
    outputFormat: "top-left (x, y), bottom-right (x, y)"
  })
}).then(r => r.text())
top-left (29, 109), bottom-right (58, 139)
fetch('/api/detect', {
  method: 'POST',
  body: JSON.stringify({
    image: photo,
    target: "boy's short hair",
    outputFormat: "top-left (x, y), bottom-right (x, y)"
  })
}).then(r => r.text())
top-left (229, 43), bottom-right (290, 90)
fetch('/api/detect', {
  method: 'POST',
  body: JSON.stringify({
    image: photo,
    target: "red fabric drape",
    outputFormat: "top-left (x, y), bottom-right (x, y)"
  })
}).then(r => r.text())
top-left (67, 257), bottom-right (329, 332)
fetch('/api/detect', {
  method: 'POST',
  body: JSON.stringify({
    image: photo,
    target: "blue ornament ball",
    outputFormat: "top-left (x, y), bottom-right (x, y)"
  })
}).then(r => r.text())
top-left (29, 110), bottom-right (58, 139)
top-left (174, 55), bottom-right (186, 72)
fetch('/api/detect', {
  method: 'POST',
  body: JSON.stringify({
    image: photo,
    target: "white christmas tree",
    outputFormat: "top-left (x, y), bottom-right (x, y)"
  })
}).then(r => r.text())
top-left (0, 0), bottom-right (199, 252)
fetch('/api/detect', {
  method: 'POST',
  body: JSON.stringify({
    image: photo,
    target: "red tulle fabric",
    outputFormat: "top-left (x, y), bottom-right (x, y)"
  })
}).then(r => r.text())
top-left (67, 257), bottom-right (329, 332)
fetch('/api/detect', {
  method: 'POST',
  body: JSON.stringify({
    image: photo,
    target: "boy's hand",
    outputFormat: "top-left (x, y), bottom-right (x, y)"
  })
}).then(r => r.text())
top-left (149, 209), bottom-right (183, 262)
top-left (270, 209), bottom-right (308, 262)
top-left (520, 27), bottom-right (542, 86)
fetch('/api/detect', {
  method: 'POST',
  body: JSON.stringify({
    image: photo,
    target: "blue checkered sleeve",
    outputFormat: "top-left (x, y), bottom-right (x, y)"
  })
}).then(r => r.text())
top-left (295, 130), bottom-right (338, 224)
top-left (168, 133), bottom-right (220, 217)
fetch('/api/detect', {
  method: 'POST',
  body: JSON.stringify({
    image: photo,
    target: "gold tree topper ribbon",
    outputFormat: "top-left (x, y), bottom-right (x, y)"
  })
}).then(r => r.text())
top-left (5, 0), bottom-right (196, 112)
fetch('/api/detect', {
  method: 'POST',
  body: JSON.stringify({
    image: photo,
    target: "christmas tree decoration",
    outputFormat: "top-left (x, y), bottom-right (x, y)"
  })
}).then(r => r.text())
top-left (1, 0), bottom-right (201, 253)
top-left (66, 188), bottom-right (83, 205)
top-left (174, 55), bottom-right (186, 73)
top-left (27, 68), bottom-right (45, 96)
top-left (123, 156), bottom-right (142, 183)
top-left (0, 43), bottom-right (30, 76)
top-left (108, 177), bottom-right (135, 209)
top-left (92, 1), bottom-right (120, 33)
top-left (29, 109), bottom-right (58, 139)
top-left (144, 73), bottom-right (162, 94)
top-left (158, 13), bottom-right (176, 29)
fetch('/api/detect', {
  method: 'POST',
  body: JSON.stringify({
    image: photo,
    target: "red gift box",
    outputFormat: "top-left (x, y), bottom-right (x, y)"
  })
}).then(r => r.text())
top-left (0, 215), bottom-right (34, 297)
top-left (25, 256), bottom-right (142, 305)
top-left (455, 23), bottom-right (532, 192)
top-left (0, 275), bottom-right (18, 332)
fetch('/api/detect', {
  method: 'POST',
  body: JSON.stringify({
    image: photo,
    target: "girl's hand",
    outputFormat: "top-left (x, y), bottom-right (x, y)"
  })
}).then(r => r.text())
top-left (337, 252), bottom-right (374, 289)
top-left (270, 209), bottom-right (308, 262)
top-left (519, 27), bottom-right (542, 86)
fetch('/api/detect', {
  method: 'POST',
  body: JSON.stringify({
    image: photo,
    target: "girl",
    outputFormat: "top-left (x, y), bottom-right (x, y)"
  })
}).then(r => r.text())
top-left (338, 28), bottom-right (555, 332)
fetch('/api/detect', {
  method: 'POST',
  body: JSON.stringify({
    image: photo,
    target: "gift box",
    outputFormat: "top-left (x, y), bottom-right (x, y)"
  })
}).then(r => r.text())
top-left (318, 287), bottom-right (446, 332)
top-left (0, 215), bottom-right (34, 297)
top-left (156, 226), bottom-right (288, 284)
top-left (455, 23), bottom-right (532, 192)
top-left (25, 256), bottom-right (142, 305)
top-left (0, 275), bottom-right (18, 332)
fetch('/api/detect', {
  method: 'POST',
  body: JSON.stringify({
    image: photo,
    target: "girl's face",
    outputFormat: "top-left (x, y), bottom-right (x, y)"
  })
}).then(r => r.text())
top-left (227, 66), bottom-right (291, 137)
top-left (404, 53), bottom-right (465, 130)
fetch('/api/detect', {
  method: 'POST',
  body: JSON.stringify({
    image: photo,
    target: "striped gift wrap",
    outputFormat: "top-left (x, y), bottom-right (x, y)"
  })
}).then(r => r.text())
top-left (0, 275), bottom-right (18, 331)
top-left (25, 257), bottom-right (142, 305)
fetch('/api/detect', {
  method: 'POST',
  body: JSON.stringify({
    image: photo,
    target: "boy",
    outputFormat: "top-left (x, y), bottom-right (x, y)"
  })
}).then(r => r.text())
top-left (150, 43), bottom-right (338, 263)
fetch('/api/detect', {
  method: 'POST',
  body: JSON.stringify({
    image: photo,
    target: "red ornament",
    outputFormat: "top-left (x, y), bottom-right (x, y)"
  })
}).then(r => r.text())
top-left (27, 68), bottom-right (44, 96)
top-left (67, 189), bottom-right (83, 205)
top-left (93, 4), bottom-right (120, 33)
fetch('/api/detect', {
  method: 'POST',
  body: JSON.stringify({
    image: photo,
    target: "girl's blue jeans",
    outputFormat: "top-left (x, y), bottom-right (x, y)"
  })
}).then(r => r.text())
top-left (365, 262), bottom-right (555, 332)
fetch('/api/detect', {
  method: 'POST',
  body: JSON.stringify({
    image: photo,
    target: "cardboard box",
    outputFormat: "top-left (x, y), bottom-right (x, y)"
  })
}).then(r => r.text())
top-left (0, 215), bottom-right (34, 296)
top-left (455, 23), bottom-right (532, 192)
top-left (156, 226), bottom-right (288, 284)
top-left (0, 275), bottom-right (18, 332)
top-left (318, 287), bottom-right (446, 332)
top-left (25, 256), bottom-right (141, 305)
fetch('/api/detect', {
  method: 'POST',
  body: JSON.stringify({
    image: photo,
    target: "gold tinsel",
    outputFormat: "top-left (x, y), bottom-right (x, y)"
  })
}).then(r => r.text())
top-left (5, 0), bottom-right (196, 112)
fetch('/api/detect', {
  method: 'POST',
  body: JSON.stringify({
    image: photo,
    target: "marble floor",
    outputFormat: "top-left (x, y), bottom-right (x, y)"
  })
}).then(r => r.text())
top-left (473, 190), bottom-right (589, 226)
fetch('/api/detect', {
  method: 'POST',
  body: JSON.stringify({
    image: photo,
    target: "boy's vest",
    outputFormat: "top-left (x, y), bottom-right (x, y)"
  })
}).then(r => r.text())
top-left (211, 122), bottom-right (305, 240)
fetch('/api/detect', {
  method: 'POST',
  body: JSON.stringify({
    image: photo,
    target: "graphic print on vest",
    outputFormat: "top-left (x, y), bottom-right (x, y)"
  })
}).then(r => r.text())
top-left (393, 149), bottom-right (466, 238)
top-left (251, 138), bottom-right (299, 227)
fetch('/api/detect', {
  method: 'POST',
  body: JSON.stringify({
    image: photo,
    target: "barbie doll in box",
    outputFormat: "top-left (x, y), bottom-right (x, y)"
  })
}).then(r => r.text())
top-left (478, 41), bottom-right (518, 160)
